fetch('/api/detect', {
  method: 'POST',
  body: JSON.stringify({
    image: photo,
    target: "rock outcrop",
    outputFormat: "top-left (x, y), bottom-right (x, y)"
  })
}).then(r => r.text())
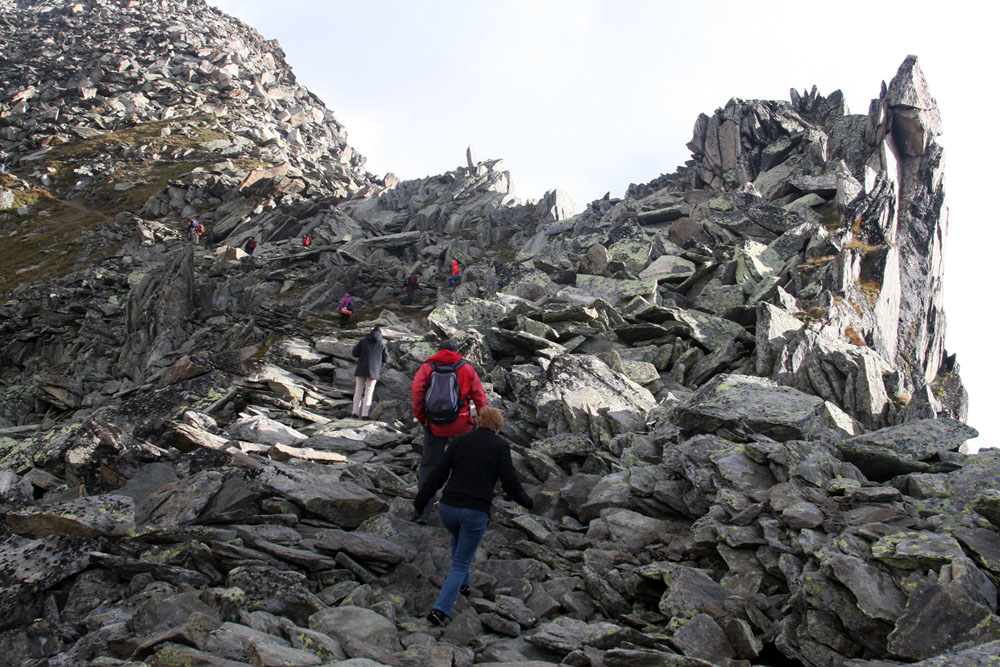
top-left (0, 1), bottom-right (987, 666)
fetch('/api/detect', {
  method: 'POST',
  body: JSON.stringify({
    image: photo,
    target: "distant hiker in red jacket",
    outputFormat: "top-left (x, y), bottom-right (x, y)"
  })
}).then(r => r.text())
top-left (244, 237), bottom-right (257, 256)
top-left (446, 260), bottom-right (461, 289)
top-left (410, 339), bottom-right (487, 523)
top-left (302, 234), bottom-right (312, 247)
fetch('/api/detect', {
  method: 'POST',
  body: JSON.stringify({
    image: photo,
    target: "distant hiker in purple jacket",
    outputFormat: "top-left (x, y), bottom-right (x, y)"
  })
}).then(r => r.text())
top-left (338, 292), bottom-right (355, 328)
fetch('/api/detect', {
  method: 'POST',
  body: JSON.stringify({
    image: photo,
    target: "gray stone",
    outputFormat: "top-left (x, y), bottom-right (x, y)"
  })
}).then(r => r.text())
top-left (228, 414), bottom-right (308, 446)
top-left (0, 535), bottom-right (95, 631)
top-left (888, 582), bottom-right (1000, 660)
top-left (534, 354), bottom-right (655, 442)
top-left (227, 566), bottom-right (325, 625)
top-left (827, 554), bottom-right (906, 621)
top-left (308, 606), bottom-right (399, 653)
top-left (672, 613), bottom-right (735, 662)
top-left (659, 567), bottom-right (728, 619)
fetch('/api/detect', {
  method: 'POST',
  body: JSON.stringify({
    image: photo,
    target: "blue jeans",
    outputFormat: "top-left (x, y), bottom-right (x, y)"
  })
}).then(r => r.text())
top-left (446, 274), bottom-right (461, 288)
top-left (433, 503), bottom-right (489, 616)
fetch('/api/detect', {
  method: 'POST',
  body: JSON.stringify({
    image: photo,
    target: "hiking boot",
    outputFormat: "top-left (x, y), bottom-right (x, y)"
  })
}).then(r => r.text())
top-left (426, 609), bottom-right (448, 627)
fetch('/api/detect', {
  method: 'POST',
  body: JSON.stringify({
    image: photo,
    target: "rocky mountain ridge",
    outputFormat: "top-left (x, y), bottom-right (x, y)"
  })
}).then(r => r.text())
top-left (0, 1), bottom-right (993, 666)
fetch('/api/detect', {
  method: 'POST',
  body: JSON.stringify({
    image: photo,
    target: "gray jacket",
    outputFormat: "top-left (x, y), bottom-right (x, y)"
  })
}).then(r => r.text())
top-left (352, 329), bottom-right (389, 379)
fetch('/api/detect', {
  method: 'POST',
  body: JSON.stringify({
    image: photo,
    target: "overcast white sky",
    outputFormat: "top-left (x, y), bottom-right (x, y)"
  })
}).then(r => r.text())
top-left (208, 0), bottom-right (998, 450)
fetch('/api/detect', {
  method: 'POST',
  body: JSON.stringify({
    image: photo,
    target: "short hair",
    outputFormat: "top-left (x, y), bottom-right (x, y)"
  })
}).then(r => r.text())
top-left (477, 407), bottom-right (503, 433)
top-left (440, 340), bottom-right (459, 352)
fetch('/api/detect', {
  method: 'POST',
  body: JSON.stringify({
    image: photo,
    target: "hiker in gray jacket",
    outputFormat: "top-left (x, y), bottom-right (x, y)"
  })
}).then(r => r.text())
top-left (351, 326), bottom-right (389, 419)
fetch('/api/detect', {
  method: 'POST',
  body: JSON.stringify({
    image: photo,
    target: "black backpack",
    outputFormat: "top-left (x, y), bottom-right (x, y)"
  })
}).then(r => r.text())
top-left (424, 360), bottom-right (467, 424)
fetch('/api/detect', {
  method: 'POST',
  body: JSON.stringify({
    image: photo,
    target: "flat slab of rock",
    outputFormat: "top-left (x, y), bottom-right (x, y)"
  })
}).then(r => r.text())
top-left (7, 493), bottom-right (135, 538)
top-left (672, 374), bottom-right (841, 441)
top-left (664, 307), bottom-right (754, 352)
top-left (842, 418), bottom-right (979, 461)
top-left (428, 297), bottom-right (512, 337)
top-left (558, 275), bottom-right (657, 306)
top-left (256, 461), bottom-right (387, 528)
top-left (314, 529), bottom-right (415, 564)
top-left (525, 617), bottom-right (625, 654)
top-left (228, 414), bottom-right (307, 446)
top-left (872, 531), bottom-right (965, 570)
top-left (639, 255), bottom-right (696, 282)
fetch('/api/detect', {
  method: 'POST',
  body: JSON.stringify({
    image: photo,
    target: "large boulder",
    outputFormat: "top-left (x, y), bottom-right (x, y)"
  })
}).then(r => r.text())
top-left (672, 374), bottom-right (853, 441)
top-left (534, 354), bottom-right (655, 443)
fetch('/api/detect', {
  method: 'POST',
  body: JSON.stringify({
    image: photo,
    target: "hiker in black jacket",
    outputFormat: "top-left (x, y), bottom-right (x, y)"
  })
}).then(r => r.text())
top-left (351, 326), bottom-right (389, 419)
top-left (413, 407), bottom-right (534, 627)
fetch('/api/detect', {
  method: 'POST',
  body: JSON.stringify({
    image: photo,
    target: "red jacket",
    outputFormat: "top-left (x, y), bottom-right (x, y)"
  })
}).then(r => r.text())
top-left (412, 349), bottom-right (487, 437)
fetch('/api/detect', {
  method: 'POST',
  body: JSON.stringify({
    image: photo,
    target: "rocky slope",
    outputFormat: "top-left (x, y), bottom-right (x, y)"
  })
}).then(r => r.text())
top-left (0, 1), bottom-right (992, 666)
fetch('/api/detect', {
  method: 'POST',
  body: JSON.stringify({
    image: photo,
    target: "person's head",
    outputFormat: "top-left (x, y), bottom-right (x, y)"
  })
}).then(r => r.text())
top-left (478, 407), bottom-right (503, 433)
top-left (440, 339), bottom-right (459, 352)
top-left (415, 271), bottom-right (422, 277)
top-left (343, 292), bottom-right (350, 298)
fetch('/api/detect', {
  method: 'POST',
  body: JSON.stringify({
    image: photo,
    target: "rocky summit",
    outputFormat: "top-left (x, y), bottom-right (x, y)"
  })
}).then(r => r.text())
top-left (0, 1), bottom-right (990, 666)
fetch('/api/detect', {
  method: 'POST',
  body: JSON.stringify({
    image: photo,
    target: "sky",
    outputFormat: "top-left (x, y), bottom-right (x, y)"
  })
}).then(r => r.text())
top-left (208, 0), bottom-right (998, 451)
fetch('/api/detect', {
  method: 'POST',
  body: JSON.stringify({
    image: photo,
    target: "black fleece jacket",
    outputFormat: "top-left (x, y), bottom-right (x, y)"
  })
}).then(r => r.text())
top-left (414, 427), bottom-right (534, 515)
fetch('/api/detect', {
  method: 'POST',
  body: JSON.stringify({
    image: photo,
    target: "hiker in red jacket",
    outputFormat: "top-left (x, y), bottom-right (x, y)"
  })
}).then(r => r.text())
top-left (410, 340), bottom-right (487, 523)
top-left (446, 259), bottom-right (461, 289)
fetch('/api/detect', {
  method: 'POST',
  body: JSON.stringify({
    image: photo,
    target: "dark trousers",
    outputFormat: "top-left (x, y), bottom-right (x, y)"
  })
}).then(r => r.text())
top-left (401, 289), bottom-right (416, 305)
top-left (416, 427), bottom-right (449, 521)
top-left (340, 313), bottom-right (350, 328)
